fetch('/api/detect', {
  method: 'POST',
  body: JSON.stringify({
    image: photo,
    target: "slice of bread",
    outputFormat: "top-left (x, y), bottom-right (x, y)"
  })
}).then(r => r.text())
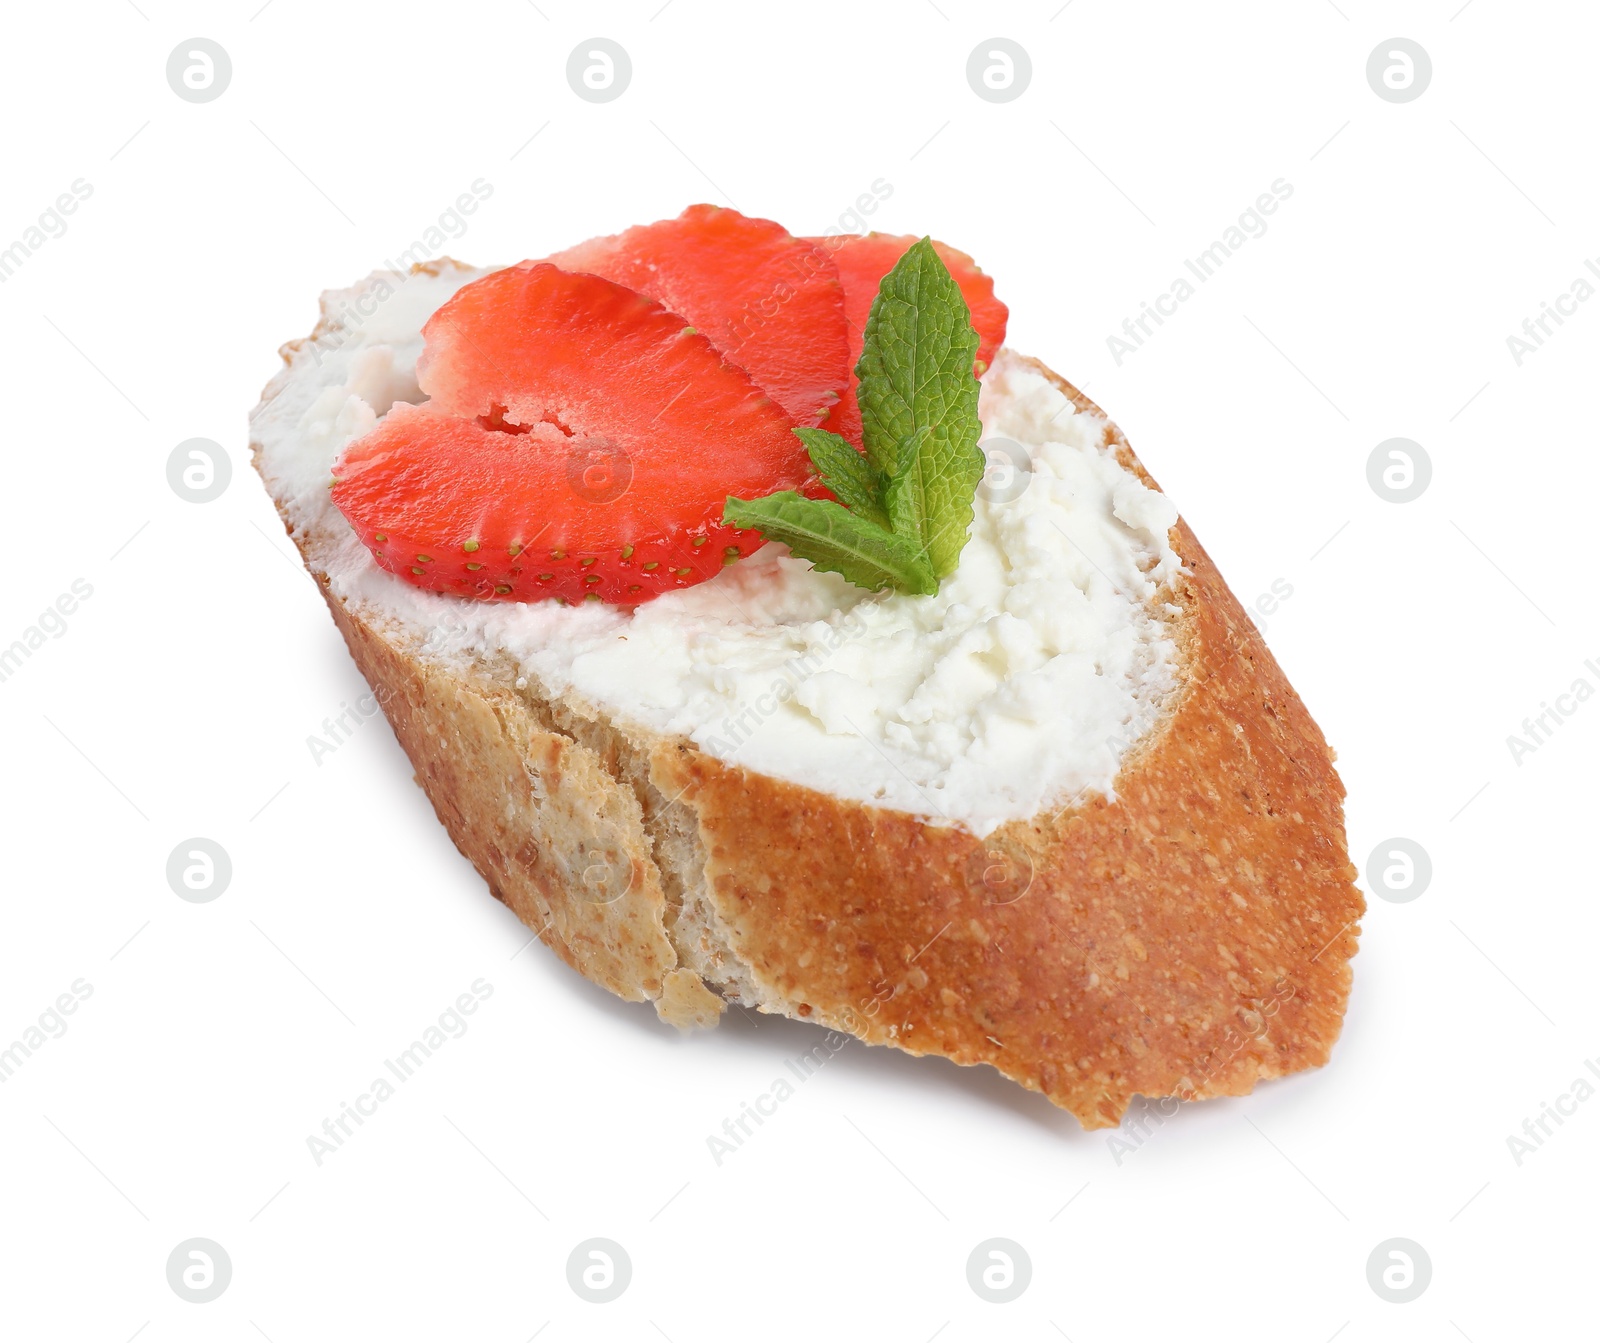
top-left (251, 261), bottom-right (1362, 1128)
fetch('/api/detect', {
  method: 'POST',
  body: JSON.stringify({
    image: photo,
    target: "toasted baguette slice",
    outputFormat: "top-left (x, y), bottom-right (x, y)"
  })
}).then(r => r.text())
top-left (250, 261), bottom-right (1362, 1128)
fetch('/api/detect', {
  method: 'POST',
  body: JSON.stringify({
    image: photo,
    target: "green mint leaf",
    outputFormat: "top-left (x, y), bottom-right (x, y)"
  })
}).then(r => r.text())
top-left (723, 492), bottom-right (936, 595)
top-left (855, 236), bottom-right (983, 578)
top-left (794, 427), bottom-right (890, 529)
top-left (725, 237), bottom-right (985, 596)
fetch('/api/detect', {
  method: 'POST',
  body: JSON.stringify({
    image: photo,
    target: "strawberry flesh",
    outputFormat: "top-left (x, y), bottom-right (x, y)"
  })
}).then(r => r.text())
top-left (543, 205), bottom-right (850, 429)
top-left (332, 263), bottom-right (810, 604)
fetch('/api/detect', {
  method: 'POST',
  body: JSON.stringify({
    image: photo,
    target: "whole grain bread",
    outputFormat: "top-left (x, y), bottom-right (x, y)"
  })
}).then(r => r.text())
top-left (253, 298), bottom-right (1362, 1129)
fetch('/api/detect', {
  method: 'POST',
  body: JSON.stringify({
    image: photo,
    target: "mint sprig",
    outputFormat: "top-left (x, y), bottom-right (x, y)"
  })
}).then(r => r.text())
top-left (723, 490), bottom-right (935, 593)
top-left (724, 237), bottom-right (984, 594)
top-left (792, 427), bottom-right (890, 528)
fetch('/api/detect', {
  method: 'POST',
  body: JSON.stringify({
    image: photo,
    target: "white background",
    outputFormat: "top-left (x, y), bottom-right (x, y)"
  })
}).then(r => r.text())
top-left (2, 1), bottom-right (1595, 1338)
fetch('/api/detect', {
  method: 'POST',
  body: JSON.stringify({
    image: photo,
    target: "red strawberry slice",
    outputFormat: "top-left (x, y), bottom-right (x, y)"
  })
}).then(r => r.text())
top-left (332, 263), bottom-right (810, 605)
top-left (806, 233), bottom-right (1009, 447)
top-left (541, 205), bottom-right (850, 429)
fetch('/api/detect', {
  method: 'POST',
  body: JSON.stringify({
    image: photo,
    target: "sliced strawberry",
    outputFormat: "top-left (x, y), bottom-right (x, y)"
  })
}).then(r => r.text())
top-left (541, 205), bottom-right (850, 429)
top-left (333, 263), bottom-right (810, 605)
top-left (806, 233), bottom-right (1009, 447)
top-left (815, 232), bottom-right (1008, 373)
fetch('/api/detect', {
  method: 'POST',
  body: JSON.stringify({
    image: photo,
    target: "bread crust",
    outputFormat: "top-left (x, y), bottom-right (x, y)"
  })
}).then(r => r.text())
top-left (254, 319), bottom-right (1361, 1128)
